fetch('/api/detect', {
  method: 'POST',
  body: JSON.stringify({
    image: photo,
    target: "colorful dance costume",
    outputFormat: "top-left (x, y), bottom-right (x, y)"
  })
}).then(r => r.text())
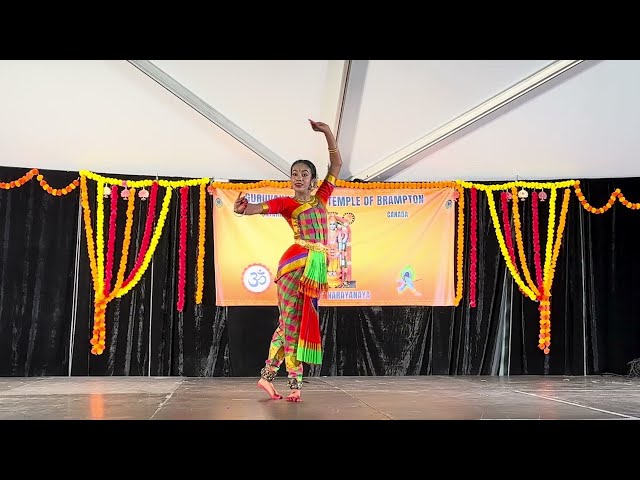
top-left (259, 173), bottom-right (336, 390)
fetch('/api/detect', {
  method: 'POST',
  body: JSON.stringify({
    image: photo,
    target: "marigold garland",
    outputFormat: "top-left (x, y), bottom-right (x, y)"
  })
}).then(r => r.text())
top-left (616, 191), bottom-right (640, 210)
top-left (116, 187), bottom-right (173, 298)
top-left (121, 182), bottom-right (160, 289)
top-left (95, 181), bottom-right (106, 297)
top-left (531, 191), bottom-right (544, 293)
top-left (80, 170), bottom-right (209, 188)
top-left (104, 185), bottom-right (119, 296)
top-left (476, 181), bottom-right (572, 354)
top-left (501, 192), bottom-right (521, 278)
top-left (547, 190), bottom-right (571, 289)
top-left (469, 188), bottom-right (478, 308)
top-left (573, 180), bottom-right (640, 212)
top-left (72, 173), bottom-right (587, 355)
top-left (90, 188), bottom-right (137, 354)
top-left (210, 179), bottom-right (459, 190)
top-left (511, 186), bottom-right (540, 298)
top-left (80, 175), bottom-right (99, 293)
top-left (486, 190), bottom-right (538, 301)
top-left (457, 180), bottom-right (576, 191)
top-left (537, 188), bottom-right (571, 354)
top-left (0, 168), bottom-right (79, 195)
top-left (0, 168), bottom-right (38, 189)
top-left (543, 188), bottom-right (557, 294)
top-left (90, 181), bottom-right (108, 355)
top-left (454, 185), bottom-right (465, 306)
top-left (110, 187), bottom-right (137, 300)
top-left (35, 174), bottom-right (80, 196)
top-left (573, 181), bottom-right (618, 214)
top-left (195, 183), bottom-right (206, 304)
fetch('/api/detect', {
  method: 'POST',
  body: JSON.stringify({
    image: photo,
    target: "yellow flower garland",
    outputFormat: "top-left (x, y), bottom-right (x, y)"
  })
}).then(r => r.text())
top-left (485, 190), bottom-right (538, 301)
top-left (547, 189), bottom-right (571, 293)
top-left (108, 188), bottom-right (137, 302)
top-left (542, 189), bottom-right (557, 294)
top-left (511, 186), bottom-right (540, 298)
top-left (90, 188), bottom-right (139, 355)
top-left (538, 188), bottom-right (571, 353)
top-left (458, 179), bottom-right (575, 355)
top-left (96, 181), bottom-right (106, 297)
top-left (80, 170), bottom-right (209, 188)
top-left (78, 173), bottom-right (583, 355)
top-left (116, 187), bottom-right (173, 297)
top-left (195, 183), bottom-right (206, 304)
top-left (457, 180), bottom-right (576, 192)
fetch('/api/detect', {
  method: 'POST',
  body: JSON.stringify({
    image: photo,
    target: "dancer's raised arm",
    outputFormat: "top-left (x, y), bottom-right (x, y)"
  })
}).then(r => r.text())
top-left (309, 119), bottom-right (342, 179)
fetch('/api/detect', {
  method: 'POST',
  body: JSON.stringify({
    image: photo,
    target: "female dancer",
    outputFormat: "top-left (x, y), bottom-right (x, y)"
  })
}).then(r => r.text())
top-left (234, 119), bottom-right (342, 402)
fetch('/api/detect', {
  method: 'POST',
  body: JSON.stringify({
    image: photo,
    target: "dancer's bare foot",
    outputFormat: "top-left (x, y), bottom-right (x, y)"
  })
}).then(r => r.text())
top-left (286, 389), bottom-right (302, 402)
top-left (257, 378), bottom-right (282, 400)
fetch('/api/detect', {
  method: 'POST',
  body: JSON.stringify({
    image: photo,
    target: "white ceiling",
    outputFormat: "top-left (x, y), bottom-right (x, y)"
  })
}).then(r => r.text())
top-left (0, 59), bottom-right (637, 183)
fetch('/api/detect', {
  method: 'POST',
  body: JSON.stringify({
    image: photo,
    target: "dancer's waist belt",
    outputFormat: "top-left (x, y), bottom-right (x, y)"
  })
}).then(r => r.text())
top-left (295, 239), bottom-right (328, 253)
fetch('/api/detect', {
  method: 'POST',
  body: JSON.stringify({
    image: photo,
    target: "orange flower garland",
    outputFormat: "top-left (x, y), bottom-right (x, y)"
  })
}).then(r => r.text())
top-left (0, 168), bottom-right (79, 195)
top-left (472, 181), bottom-right (575, 353)
top-left (195, 183), bottom-right (206, 304)
top-left (108, 187), bottom-right (137, 302)
top-left (95, 182), bottom-right (106, 297)
top-left (617, 192), bottom-right (640, 210)
top-left (511, 186), bottom-right (541, 298)
top-left (89, 188), bottom-right (139, 355)
top-left (0, 169), bottom-right (38, 189)
top-left (547, 189), bottom-right (571, 290)
top-left (115, 187), bottom-right (173, 298)
top-left (80, 175), bottom-right (99, 293)
top-left (457, 179), bottom-right (575, 306)
top-left (574, 180), bottom-right (640, 212)
top-left (573, 181), bottom-right (618, 214)
top-left (538, 188), bottom-right (571, 354)
top-left (36, 174), bottom-right (79, 196)
top-left (454, 185), bottom-right (465, 306)
top-left (80, 174), bottom-right (141, 355)
top-left (485, 190), bottom-right (538, 301)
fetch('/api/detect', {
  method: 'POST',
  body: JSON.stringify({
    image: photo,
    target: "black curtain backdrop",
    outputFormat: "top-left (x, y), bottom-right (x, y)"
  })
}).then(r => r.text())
top-left (1, 165), bottom-right (639, 377)
top-left (0, 168), bottom-right (80, 376)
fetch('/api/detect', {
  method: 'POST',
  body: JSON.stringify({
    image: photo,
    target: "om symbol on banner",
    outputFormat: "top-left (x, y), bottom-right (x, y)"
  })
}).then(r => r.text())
top-left (242, 263), bottom-right (272, 293)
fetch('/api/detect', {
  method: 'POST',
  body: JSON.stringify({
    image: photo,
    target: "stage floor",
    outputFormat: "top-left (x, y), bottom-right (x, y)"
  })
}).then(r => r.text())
top-left (0, 375), bottom-right (638, 420)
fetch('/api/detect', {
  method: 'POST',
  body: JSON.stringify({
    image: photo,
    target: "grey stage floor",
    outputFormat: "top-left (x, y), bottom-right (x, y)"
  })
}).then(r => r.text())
top-left (0, 375), bottom-right (638, 420)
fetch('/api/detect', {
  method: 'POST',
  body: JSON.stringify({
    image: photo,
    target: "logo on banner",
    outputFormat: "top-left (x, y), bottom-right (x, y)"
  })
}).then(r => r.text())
top-left (242, 263), bottom-right (272, 293)
top-left (396, 265), bottom-right (422, 296)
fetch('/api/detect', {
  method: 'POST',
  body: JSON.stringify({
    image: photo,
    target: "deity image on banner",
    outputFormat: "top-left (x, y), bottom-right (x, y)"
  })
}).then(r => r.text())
top-left (327, 212), bottom-right (356, 288)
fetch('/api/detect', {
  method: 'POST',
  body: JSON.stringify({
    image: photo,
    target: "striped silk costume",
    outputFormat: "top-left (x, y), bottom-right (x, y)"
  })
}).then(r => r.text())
top-left (259, 173), bottom-right (336, 385)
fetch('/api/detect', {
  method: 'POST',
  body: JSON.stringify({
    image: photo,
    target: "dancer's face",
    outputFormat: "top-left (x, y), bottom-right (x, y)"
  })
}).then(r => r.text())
top-left (291, 164), bottom-right (314, 194)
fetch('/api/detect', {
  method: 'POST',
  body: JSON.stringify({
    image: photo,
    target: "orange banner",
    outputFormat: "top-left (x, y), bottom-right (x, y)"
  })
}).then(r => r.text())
top-left (212, 186), bottom-right (457, 306)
